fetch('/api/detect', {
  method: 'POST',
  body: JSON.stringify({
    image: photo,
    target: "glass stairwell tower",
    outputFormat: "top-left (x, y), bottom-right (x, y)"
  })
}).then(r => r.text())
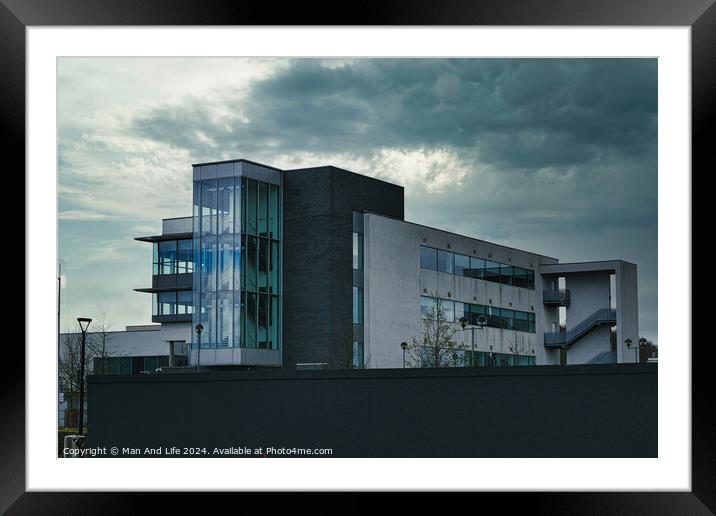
top-left (191, 159), bottom-right (282, 367)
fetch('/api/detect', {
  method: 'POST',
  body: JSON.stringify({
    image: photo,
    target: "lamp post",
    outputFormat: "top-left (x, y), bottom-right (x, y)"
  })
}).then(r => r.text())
top-left (400, 341), bottom-right (408, 368)
top-left (459, 315), bottom-right (487, 367)
top-left (76, 317), bottom-right (91, 436)
top-left (195, 324), bottom-right (204, 372)
top-left (625, 338), bottom-right (647, 363)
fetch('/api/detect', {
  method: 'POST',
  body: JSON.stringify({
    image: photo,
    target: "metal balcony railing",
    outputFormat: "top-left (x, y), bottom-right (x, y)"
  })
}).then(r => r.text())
top-left (544, 308), bottom-right (616, 348)
top-left (543, 288), bottom-right (571, 306)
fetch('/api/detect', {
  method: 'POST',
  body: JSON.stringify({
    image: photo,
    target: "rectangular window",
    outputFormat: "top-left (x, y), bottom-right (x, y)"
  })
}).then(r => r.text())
top-left (420, 296), bottom-right (437, 317)
top-left (467, 257), bottom-right (485, 279)
top-left (244, 291), bottom-right (257, 348)
top-left (500, 265), bottom-right (514, 286)
top-left (513, 267), bottom-right (528, 288)
top-left (352, 286), bottom-right (363, 324)
top-left (244, 235), bottom-right (257, 292)
top-left (200, 236), bottom-right (217, 292)
top-left (177, 291), bottom-right (192, 315)
top-left (159, 240), bottom-right (177, 275)
top-left (484, 260), bottom-right (501, 282)
top-left (258, 293), bottom-right (268, 348)
top-left (501, 308), bottom-right (515, 330)
top-left (527, 270), bottom-right (535, 290)
top-left (420, 246), bottom-right (437, 270)
top-left (217, 291), bottom-right (233, 348)
top-left (469, 303), bottom-right (485, 325)
top-left (201, 179), bottom-right (218, 236)
top-left (245, 178), bottom-right (258, 235)
top-left (177, 239), bottom-right (193, 273)
top-left (455, 301), bottom-right (467, 323)
top-left (258, 237), bottom-right (269, 291)
top-left (268, 184), bottom-right (279, 239)
top-left (514, 311), bottom-right (529, 332)
top-left (258, 181), bottom-right (269, 237)
top-left (119, 357), bottom-right (132, 375)
top-left (269, 295), bottom-right (279, 350)
top-left (437, 250), bottom-right (454, 274)
top-left (152, 242), bottom-right (159, 275)
top-left (352, 232), bottom-right (363, 270)
top-left (484, 305), bottom-right (501, 328)
top-left (217, 177), bottom-right (234, 234)
top-left (217, 235), bottom-right (234, 291)
top-left (454, 254), bottom-right (470, 276)
top-left (352, 341), bottom-right (364, 369)
top-left (528, 312), bottom-right (536, 333)
top-left (158, 292), bottom-right (176, 316)
top-left (439, 299), bottom-right (455, 322)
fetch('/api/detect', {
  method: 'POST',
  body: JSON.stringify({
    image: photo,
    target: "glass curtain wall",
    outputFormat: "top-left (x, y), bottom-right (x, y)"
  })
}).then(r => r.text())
top-left (193, 169), bottom-right (280, 352)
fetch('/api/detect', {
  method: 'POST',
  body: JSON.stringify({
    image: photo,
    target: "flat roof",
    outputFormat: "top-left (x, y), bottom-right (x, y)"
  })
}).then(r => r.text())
top-left (363, 210), bottom-right (559, 262)
top-left (285, 165), bottom-right (404, 190)
top-left (191, 158), bottom-right (283, 172)
top-left (540, 260), bottom-right (636, 275)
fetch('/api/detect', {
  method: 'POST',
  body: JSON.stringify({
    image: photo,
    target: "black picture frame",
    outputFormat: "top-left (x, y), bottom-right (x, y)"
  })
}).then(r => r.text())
top-left (5, 0), bottom-right (705, 512)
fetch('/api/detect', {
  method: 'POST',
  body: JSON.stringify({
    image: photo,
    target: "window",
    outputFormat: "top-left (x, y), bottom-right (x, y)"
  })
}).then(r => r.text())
top-left (484, 305), bottom-right (501, 328)
top-left (455, 301), bottom-right (467, 323)
top-left (352, 287), bottom-right (363, 324)
top-left (437, 250), bottom-right (454, 274)
top-left (528, 312), bottom-right (536, 333)
top-left (454, 254), bottom-right (470, 276)
top-left (352, 232), bottom-right (363, 270)
top-left (514, 311), bottom-right (529, 331)
top-left (177, 239), bottom-right (192, 273)
top-left (469, 304), bottom-right (485, 325)
top-left (177, 291), bottom-right (192, 314)
top-left (501, 308), bottom-right (515, 330)
top-left (439, 299), bottom-right (455, 323)
top-left (420, 246), bottom-right (437, 270)
top-left (484, 260), bottom-right (501, 282)
top-left (158, 292), bottom-right (176, 316)
top-left (420, 296), bottom-right (437, 317)
top-left (159, 240), bottom-right (177, 275)
top-left (217, 177), bottom-right (234, 234)
top-left (500, 265), bottom-right (514, 286)
top-left (469, 257), bottom-right (485, 279)
top-left (513, 267), bottom-right (528, 288)
top-left (352, 341), bottom-right (364, 369)
top-left (527, 270), bottom-right (535, 290)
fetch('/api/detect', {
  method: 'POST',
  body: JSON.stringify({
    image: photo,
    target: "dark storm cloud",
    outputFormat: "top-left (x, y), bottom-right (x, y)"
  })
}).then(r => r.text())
top-left (130, 58), bottom-right (657, 169)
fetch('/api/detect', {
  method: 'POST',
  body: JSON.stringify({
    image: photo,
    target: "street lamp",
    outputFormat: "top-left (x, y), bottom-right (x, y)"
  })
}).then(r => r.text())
top-left (400, 341), bottom-right (408, 368)
top-left (195, 323), bottom-right (204, 372)
top-left (625, 338), bottom-right (646, 363)
top-left (459, 315), bottom-right (487, 368)
top-left (76, 317), bottom-right (92, 437)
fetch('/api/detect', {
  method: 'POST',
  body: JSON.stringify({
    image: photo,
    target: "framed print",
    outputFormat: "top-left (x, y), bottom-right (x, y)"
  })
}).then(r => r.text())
top-left (5, 0), bottom-right (706, 512)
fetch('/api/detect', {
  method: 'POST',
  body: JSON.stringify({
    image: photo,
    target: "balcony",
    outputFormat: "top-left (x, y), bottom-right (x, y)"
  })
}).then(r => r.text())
top-left (543, 288), bottom-right (570, 307)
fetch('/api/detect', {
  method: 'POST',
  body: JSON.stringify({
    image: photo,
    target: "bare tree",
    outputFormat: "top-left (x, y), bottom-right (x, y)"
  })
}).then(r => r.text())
top-left (406, 296), bottom-right (466, 368)
top-left (58, 330), bottom-right (94, 429)
top-left (508, 333), bottom-right (530, 366)
top-left (86, 308), bottom-right (120, 364)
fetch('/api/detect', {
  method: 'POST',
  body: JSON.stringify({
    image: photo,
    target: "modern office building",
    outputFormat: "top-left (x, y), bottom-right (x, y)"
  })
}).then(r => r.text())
top-left (125, 158), bottom-right (639, 369)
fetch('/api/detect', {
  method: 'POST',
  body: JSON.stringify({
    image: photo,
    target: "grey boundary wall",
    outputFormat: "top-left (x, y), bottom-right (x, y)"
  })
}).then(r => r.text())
top-left (86, 363), bottom-right (656, 458)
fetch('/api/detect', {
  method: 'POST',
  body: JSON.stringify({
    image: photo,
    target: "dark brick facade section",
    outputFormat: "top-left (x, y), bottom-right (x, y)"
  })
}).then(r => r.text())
top-left (282, 166), bottom-right (404, 369)
top-left (86, 364), bottom-right (657, 458)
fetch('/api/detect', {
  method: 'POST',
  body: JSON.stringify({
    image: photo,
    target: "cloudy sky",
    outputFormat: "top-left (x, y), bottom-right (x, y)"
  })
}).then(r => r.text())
top-left (58, 58), bottom-right (657, 343)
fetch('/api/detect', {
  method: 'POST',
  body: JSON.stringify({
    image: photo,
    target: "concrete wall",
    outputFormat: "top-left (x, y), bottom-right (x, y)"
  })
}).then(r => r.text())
top-left (616, 261), bottom-right (640, 363)
top-left (60, 327), bottom-right (169, 360)
top-left (363, 213), bottom-right (557, 368)
top-left (86, 364), bottom-right (658, 458)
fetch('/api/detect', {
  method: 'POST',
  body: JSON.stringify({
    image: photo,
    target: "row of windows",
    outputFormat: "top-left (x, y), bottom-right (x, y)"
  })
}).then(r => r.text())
top-left (464, 350), bottom-right (536, 367)
top-left (194, 234), bottom-right (279, 294)
top-left (420, 246), bottom-right (535, 289)
top-left (193, 177), bottom-right (280, 239)
top-left (193, 291), bottom-right (279, 349)
top-left (153, 239), bottom-right (193, 275)
top-left (93, 355), bottom-right (187, 375)
top-left (152, 291), bottom-right (193, 316)
top-left (420, 296), bottom-right (536, 333)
